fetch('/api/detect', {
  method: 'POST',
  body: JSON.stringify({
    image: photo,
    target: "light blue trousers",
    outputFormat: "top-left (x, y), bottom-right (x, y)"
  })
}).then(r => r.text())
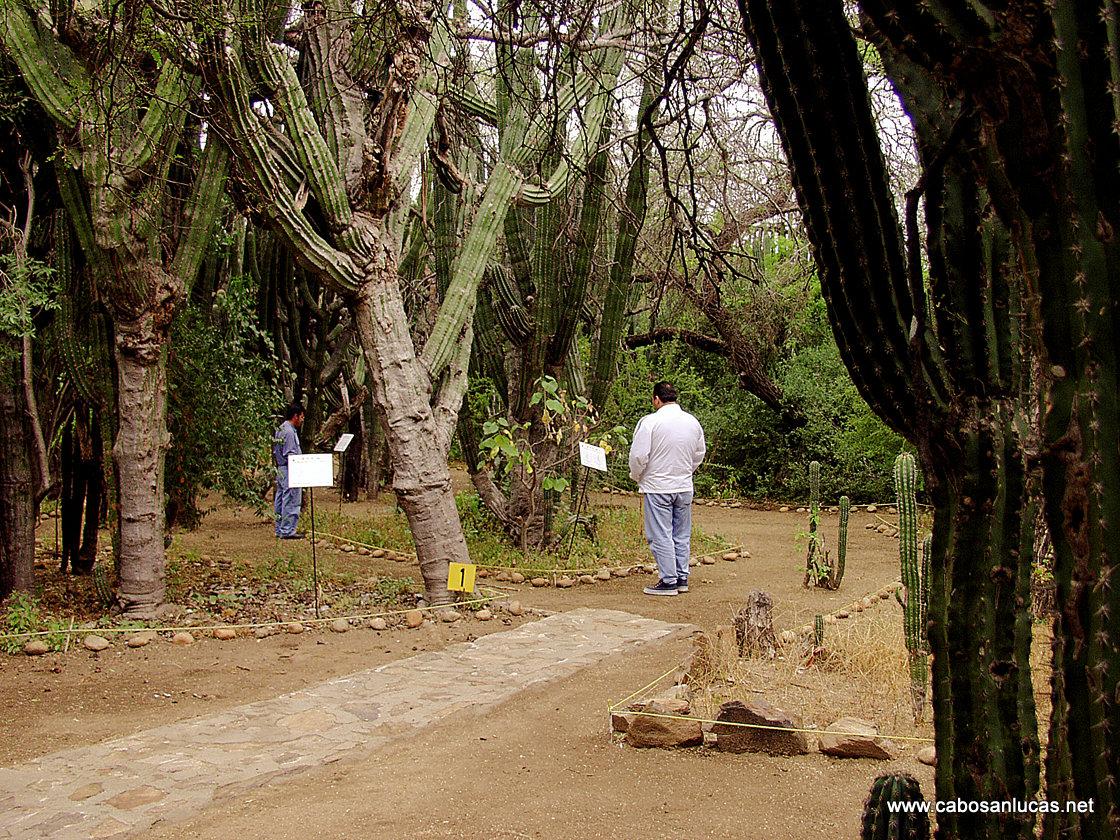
top-left (643, 492), bottom-right (693, 584)
top-left (274, 466), bottom-right (302, 537)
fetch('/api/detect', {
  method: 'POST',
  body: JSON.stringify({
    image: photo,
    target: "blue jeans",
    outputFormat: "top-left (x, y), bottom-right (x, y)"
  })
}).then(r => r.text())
top-left (643, 492), bottom-right (693, 584)
top-left (274, 466), bottom-right (302, 537)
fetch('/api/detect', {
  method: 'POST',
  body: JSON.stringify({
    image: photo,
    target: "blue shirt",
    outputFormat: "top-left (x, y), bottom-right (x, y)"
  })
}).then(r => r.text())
top-left (273, 420), bottom-right (302, 467)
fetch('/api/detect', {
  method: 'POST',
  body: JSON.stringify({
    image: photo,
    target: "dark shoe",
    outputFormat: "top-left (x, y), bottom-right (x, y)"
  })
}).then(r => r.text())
top-left (677, 578), bottom-right (689, 593)
top-left (643, 579), bottom-right (679, 596)
top-left (280, 533), bottom-right (305, 540)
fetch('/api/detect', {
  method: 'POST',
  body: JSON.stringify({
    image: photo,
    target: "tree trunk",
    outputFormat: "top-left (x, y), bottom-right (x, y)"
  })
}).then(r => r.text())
top-left (0, 341), bottom-right (35, 599)
top-left (112, 317), bottom-right (170, 613)
top-left (351, 254), bottom-right (470, 604)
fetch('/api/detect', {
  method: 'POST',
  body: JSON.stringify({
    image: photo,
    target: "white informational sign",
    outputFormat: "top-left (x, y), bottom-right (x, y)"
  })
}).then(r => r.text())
top-left (578, 441), bottom-right (608, 472)
top-left (333, 433), bottom-right (355, 453)
top-left (287, 453), bottom-right (335, 488)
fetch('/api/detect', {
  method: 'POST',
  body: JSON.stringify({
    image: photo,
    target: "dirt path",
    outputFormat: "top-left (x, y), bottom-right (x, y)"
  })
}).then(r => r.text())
top-left (1, 497), bottom-right (921, 838)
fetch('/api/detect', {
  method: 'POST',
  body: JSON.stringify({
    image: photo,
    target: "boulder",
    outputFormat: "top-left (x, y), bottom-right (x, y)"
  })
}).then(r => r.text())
top-left (530, 577), bottom-right (549, 587)
top-left (611, 712), bottom-right (635, 733)
top-left (596, 568), bottom-right (612, 581)
top-left (629, 697), bottom-right (691, 716)
top-left (917, 746), bottom-right (937, 766)
top-left (700, 555), bottom-right (716, 565)
top-left (475, 609), bottom-right (493, 621)
top-left (254, 627), bottom-right (272, 639)
top-left (556, 577), bottom-right (575, 588)
top-left (171, 632), bottom-right (195, 645)
top-left (611, 568), bottom-right (630, 578)
top-left (722, 552), bottom-right (739, 562)
top-left (405, 609), bottom-right (425, 628)
top-left (286, 622), bottom-right (305, 634)
top-left (710, 699), bottom-right (811, 755)
top-left (625, 698), bottom-right (703, 749)
top-left (438, 610), bottom-right (461, 623)
top-left (330, 619), bottom-right (350, 633)
top-left (779, 506), bottom-right (790, 512)
top-left (510, 572), bottom-right (525, 584)
top-left (126, 633), bottom-right (155, 648)
top-left (578, 574), bottom-right (596, 585)
top-left (818, 717), bottom-right (896, 760)
top-left (506, 600), bottom-right (524, 616)
top-left (23, 640), bottom-right (49, 656)
top-left (367, 618), bottom-right (388, 631)
top-left (213, 628), bottom-right (236, 640)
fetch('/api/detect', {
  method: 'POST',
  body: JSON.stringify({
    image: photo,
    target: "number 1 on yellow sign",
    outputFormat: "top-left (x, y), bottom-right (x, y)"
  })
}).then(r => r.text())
top-left (447, 562), bottom-right (477, 592)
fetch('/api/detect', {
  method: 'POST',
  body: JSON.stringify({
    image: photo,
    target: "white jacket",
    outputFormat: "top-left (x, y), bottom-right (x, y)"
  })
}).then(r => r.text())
top-left (628, 403), bottom-right (706, 494)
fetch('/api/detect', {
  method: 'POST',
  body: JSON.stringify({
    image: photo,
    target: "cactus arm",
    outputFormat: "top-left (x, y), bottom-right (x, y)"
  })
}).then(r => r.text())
top-left (202, 21), bottom-right (360, 294)
top-left (0, 3), bottom-right (88, 130)
top-left (170, 138), bottom-right (229, 290)
top-left (118, 61), bottom-right (194, 179)
top-left (589, 75), bottom-right (657, 410)
top-left (421, 10), bottom-right (628, 380)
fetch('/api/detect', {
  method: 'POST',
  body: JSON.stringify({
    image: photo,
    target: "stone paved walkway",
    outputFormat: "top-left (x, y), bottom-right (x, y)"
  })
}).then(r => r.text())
top-left (0, 609), bottom-right (685, 839)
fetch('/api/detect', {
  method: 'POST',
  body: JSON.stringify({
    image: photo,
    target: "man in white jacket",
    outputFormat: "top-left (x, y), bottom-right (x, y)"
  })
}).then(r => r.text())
top-left (628, 381), bottom-right (706, 596)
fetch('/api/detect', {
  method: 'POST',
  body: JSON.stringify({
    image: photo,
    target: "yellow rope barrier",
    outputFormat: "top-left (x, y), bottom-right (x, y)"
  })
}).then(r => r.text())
top-left (0, 593), bottom-right (505, 642)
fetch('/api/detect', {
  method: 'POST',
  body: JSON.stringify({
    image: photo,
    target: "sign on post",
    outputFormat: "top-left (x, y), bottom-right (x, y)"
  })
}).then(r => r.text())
top-left (333, 434), bottom-right (355, 453)
top-left (287, 453), bottom-right (335, 488)
top-left (578, 442), bottom-right (608, 472)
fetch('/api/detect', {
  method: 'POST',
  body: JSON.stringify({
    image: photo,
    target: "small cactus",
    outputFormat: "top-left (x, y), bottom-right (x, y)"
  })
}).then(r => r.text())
top-left (814, 613), bottom-right (824, 648)
top-left (861, 772), bottom-right (930, 840)
top-left (831, 494), bottom-right (849, 589)
top-left (804, 462), bottom-right (847, 590)
top-left (93, 563), bottom-right (114, 608)
top-left (894, 452), bottom-right (927, 722)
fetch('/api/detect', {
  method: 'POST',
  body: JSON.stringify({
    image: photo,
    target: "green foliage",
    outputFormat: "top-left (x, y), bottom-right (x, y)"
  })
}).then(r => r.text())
top-left (604, 279), bottom-right (902, 502)
top-left (1, 593), bottom-right (66, 654)
top-left (166, 276), bottom-right (280, 528)
top-left (0, 252), bottom-right (57, 356)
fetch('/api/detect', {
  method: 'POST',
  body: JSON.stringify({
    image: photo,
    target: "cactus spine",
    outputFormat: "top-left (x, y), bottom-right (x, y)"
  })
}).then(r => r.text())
top-left (894, 453), bottom-right (926, 722)
top-left (861, 772), bottom-right (930, 840)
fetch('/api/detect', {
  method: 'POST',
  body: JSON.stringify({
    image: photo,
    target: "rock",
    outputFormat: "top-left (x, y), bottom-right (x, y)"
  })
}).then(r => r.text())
top-left (367, 618), bottom-right (388, 631)
top-left (866, 504), bottom-right (878, 513)
top-left (330, 618), bottom-right (350, 633)
top-left (622, 698), bottom-right (698, 748)
top-left (779, 506), bottom-right (790, 512)
top-left (611, 568), bottom-right (630, 578)
top-left (578, 574), bottom-right (596, 585)
top-left (286, 622), bottom-right (305, 634)
top-left (611, 712), bottom-right (635, 733)
top-left (596, 568), bottom-right (612, 581)
top-left (171, 632), bottom-right (195, 646)
top-left (357, 547), bottom-right (371, 556)
top-left (213, 628), bottom-right (236, 641)
top-left (722, 552), bottom-right (738, 562)
top-left (779, 629), bottom-right (798, 645)
top-left (556, 577), bottom-right (575, 588)
top-left (818, 717), bottom-right (896, 759)
top-left (341, 544), bottom-right (355, 553)
top-left (711, 699), bottom-right (811, 755)
top-left (700, 555), bottom-right (716, 565)
top-left (83, 635), bottom-right (110, 652)
top-left (860, 597), bottom-right (875, 610)
top-left (405, 609), bottom-right (425, 628)
top-left (824, 614), bottom-right (837, 624)
top-left (836, 610), bottom-right (850, 619)
top-left (917, 746), bottom-right (937, 766)
top-left (438, 609), bottom-right (462, 623)
top-left (530, 577), bottom-right (549, 587)
top-left (24, 640), bottom-right (49, 656)
top-left (475, 609), bottom-right (493, 621)
top-left (476, 567), bottom-right (489, 578)
top-left (629, 697), bottom-right (691, 716)
top-left (510, 572), bottom-right (525, 584)
top-left (877, 524), bottom-right (890, 534)
top-left (731, 501), bottom-right (742, 508)
top-left (659, 683), bottom-right (693, 703)
top-left (507, 601), bottom-right (524, 616)
top-left (371, 549), bottom-right (385, 558)
top-left (254, 627), bottom-right (272, 639)
top-left (126, 633), bottom-right (154, 648)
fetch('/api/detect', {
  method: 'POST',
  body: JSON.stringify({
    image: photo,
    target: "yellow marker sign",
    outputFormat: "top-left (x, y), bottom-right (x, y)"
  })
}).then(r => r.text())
top-left (448, 562), bottom-right (477, 592)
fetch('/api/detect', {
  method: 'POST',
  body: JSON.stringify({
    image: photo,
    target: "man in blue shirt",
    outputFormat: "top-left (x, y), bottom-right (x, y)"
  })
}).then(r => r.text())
top-left (273, 403), bottom-right (305, 539)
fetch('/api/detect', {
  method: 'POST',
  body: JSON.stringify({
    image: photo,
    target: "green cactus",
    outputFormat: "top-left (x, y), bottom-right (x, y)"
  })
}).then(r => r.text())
top-left (813, 614), bottom-right (824, 648)
top-left (894, 452), bottom-right (927, 722)
top-left (861, 772), bottom-right (930, 840)
top-left (92, 563), bottom-right (114, 608)
top-left (920, 534), bottom-right (931, 655)
top-left (832, 495), bottom-right (849, 589)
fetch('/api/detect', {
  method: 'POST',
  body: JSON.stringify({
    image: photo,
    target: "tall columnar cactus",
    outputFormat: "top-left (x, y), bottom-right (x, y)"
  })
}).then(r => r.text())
top-left (861, 772), bottom-right (930, 840)
top-left (803, 460), bottom-right (824, 586)
top-left (920, 534), bottom-right (931, 655)
top-left (740, 3), bottom-right (1041, 835)
top-left (894, 453), bottom-right (927, 722)
top-left (813, 614), bottom-right (824, 649)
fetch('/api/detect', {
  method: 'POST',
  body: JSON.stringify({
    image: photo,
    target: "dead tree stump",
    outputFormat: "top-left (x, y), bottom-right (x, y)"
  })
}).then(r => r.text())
top-left (734, 590), bottom-right (777, 658)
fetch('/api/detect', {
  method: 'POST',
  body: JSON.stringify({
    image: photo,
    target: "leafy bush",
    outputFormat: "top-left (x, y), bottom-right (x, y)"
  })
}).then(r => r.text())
top-left (166, 275), bottom-right (280, 528)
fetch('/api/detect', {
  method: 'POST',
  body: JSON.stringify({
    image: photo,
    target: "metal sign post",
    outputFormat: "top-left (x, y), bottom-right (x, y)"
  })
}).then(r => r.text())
top-left (288, 453), bottom-right (335, 619)
top-left (565, 443), bottom-right (610, 563)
